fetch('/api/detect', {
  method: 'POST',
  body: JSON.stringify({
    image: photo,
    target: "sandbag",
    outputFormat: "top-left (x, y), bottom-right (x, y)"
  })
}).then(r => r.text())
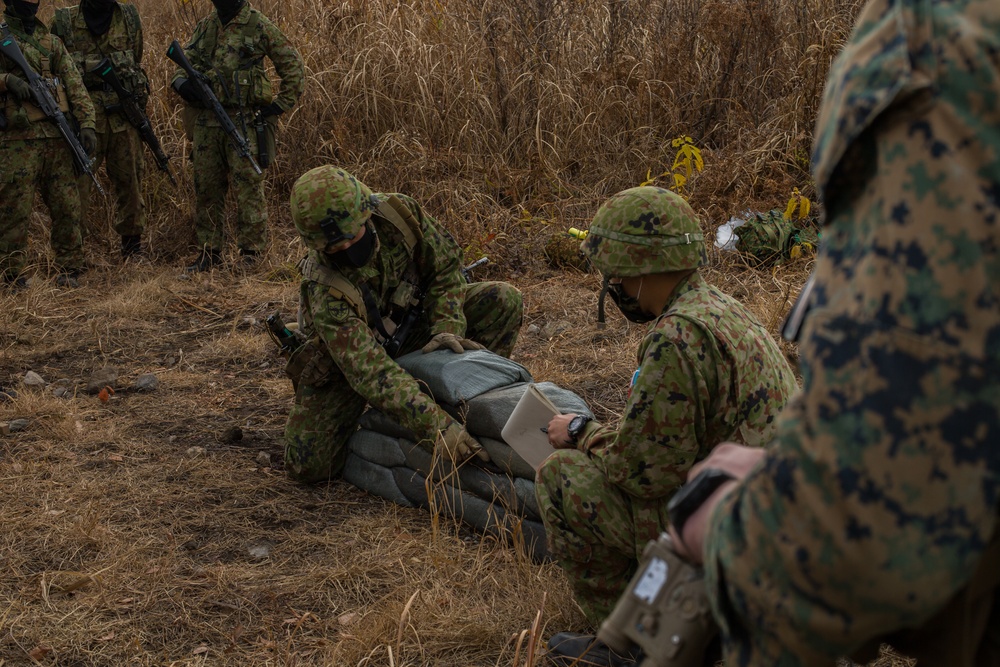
top-left (465, 381), bottom-right (593, 440)
top-left (346, 429), bottom-right (408, 468)
top-left (342, 454), bottom-right (416, 508)
top-left (395, 349), bottom-right (532, 406)
top-left (479, 436), bottom-right (536, 481)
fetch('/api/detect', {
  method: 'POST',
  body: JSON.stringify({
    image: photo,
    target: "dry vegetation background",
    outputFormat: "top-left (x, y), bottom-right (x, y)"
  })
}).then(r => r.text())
top-left (0, 0), bottom-right (915, 665)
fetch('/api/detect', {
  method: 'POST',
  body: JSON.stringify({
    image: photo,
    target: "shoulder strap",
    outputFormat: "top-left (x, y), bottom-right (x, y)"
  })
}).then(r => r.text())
top-left (376, 195), bottom-right (422, 252)
top-left (52, 8), bottom-right (72, 47)
top-left (122, 4), bottom-right (141, 53)
top-left (297, 255), bottom-right (367, 322)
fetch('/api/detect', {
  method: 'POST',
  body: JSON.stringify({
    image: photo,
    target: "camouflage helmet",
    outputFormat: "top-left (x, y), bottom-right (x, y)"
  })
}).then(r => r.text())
top-left (290, 166), bottom-right (381, 251)
top-left (581, 186), bottom-right (708, 277)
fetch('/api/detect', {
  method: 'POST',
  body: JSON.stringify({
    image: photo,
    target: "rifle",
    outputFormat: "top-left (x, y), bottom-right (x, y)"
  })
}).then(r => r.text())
top-left (0, 23), bottom-right (103, 194)
top-left (92, 57), bottom-right (176, 185)
top-left (461, 256), bottom-right (488, 283)
top-left (165, 39), bottom-right (262, 175)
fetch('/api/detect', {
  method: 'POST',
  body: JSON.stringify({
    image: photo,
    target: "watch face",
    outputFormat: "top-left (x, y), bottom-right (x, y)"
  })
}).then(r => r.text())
top-left (569, 415), bottom-right (587, 436)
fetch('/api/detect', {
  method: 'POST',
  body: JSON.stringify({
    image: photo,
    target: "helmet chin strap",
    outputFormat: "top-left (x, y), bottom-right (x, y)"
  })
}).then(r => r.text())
top-left (636, 277), bottom-right (643, 303)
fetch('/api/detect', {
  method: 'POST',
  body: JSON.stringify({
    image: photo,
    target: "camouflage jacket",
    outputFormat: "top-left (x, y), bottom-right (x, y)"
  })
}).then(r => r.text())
top-left (51, 2), bottom-right (148, 133)
top-left (0, 14), bottom-right (95, 141)
top-left (298, 193), bottom-right (468, 441)
top-left (171, 2), bottom-right (303, 127)
top-left (580, 272), bottom-right (797, 499)
top-left (704, 1), bottom-right (1000, 665)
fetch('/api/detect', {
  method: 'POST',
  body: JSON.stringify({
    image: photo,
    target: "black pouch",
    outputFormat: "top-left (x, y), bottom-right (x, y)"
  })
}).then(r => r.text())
top-left (254, 113), bottom-right (277, 169)
top-left (0, 109), bottom-right (6, 130)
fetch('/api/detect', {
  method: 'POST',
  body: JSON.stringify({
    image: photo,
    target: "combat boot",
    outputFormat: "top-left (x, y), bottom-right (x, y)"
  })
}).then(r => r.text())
top-left (121, 235), bottom-right (143, 260)
top-left (545, 632), bottom-right (641, 667)
top-left (55, 270), bottom-right (82, 289)
top-left (185, 248), bottom-right (222, 273)
top-left (238, 247), bottom-right (261, 267)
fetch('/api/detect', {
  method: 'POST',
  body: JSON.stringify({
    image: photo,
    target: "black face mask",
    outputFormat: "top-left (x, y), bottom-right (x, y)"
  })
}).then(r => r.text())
top-left (326, 224), bottom-right (377, 270)
top-left (81, 0), bottom-right (117, 36)
top-left (607, 281), bottom-right (657, 324)
top-left (211, 0), bottom-right (245, 24)
top-left (5, 0), bottom-right (39, 33)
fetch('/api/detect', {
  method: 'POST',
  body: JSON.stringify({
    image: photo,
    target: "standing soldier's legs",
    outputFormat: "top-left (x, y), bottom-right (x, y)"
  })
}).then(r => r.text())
top-left (537, 449), bottom-right (664, 626)
top-left (0, 140), bottom-right (42, 281)
top-left (39, 140), bottom-right (85, 275)
top-left (77, 117), bottom-right (110, 239)
top-left (462, 281), bottom-right (523, 356)
top-left (284, 369), bottom-right (368, 483)
top-left (106, 126), bottom-right (146, 248)
top-left (192, 125), bottom-right (230, 253)
top-left (228, 133), bottom-right (267, 256)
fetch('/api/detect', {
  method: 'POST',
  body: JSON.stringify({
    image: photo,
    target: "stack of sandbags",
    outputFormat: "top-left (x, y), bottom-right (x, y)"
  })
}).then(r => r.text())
top-left (342, 350), bottom-right (593, 563)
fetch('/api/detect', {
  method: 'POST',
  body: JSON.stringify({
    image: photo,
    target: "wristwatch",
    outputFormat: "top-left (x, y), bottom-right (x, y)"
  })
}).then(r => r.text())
top-left (566, 414), bottom-right (592, 446)
top-left (667, 468), bottom-right (736, 536)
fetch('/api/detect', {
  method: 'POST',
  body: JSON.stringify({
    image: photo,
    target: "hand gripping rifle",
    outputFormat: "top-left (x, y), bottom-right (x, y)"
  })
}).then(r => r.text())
top-left (0, 23), bottom-right (103, 194)
top-left (165, 39), bottom-right (262, 175)
top-left (92, 58), bottom-right (176, 185)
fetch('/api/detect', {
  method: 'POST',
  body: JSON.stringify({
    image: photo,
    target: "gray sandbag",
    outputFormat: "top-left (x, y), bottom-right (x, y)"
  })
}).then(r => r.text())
top-left (514, 477), bottom-right (541, 521)
top-left (392, 465), bottom-right (549, 562)
top-left (479, 436), bottom-right (536, 481)
top-left (342, 454), bottom-right (416, 508)
top-left (395, 349), bottom-right (532, 406)
top-left (464, 381), bottom-right (594, 440)
top-left (358, 410), bottom-right (419, 441)
top-left (347, 429), bottom-right (407, 468)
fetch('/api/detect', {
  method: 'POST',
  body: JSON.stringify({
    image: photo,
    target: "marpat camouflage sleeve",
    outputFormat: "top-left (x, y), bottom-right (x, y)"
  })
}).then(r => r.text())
top-left (703, 1), bottom-right (1000, 665)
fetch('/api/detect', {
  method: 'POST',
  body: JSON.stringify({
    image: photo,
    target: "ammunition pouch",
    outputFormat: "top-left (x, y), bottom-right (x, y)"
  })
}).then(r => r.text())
top-left (285, 337), bottom-right (335, 389)
top-left (598, 533), bottom-right (718, 667)
top-left (254, 112), bottom-right (277, 169)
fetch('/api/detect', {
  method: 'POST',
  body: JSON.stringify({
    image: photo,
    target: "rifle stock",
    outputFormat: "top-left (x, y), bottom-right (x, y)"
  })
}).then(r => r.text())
top-left (0, 23), bottom-right (103, 195)
top-left (165, 39), bottom-right (262, 175)
top-left (93, 58), bottom-right (176, 185)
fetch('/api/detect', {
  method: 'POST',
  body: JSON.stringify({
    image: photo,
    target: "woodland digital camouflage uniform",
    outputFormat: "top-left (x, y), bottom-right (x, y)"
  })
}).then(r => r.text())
top-left (702, 0), bottom-right (1000, 665)
top-left (172, 2), bottom-right (303, 255)
top-left (52, 2), bottom-right (147, 241)
top-left (537, 189), bottom-right (799, 625)
top-left (284, 192), bottom-right (523, 483)
top-left (0, 13), bottom-right (94, 281)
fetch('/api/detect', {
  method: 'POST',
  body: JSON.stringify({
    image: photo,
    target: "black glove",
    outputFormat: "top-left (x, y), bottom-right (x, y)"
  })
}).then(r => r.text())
top-left (258, 101), bottom-right (284, 118)
top-left (80, 128), bottom-right (98, 156)
top-left (173, 78), bottom-right (204, 107)
top-left (4, 74), bottom-right (32, 103)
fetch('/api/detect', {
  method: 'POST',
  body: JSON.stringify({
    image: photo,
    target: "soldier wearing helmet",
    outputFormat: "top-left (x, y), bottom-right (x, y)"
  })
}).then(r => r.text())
top-left (283, 166), bottom-right (523, 483)
top-left (540, 186), bottom-right (797, 666)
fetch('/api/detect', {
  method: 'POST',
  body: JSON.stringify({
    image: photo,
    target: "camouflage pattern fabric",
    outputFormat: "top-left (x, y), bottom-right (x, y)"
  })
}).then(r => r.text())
top-left (52, 3), bottom-right (147, 239)
top-left (284, 194), bottom-right (523, 483)
top-left (0, 15), bottom-right (94, 280)
top-left (582, 186), bottom-right (708, 277)
top-left (172, 2), bottom-right (304, 254)
top-left (702, 1), bottom-right (1000, 665)
top-left (536, 272), bottom-right (798, 624)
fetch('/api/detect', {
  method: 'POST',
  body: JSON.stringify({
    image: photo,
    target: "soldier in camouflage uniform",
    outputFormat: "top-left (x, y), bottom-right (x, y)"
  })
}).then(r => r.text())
top-left (171, 0), bottom-right (303, 271)
top-left (669, 1), bottom-right (1000, 666)
top-left (283, 166), bottom-right (523, 483)
top-left (52, 0), bottom-right (149, 260)
top-left (0, 0), bottom-right (96, 290)
top-left (541, 187), bottom-right (798, 666)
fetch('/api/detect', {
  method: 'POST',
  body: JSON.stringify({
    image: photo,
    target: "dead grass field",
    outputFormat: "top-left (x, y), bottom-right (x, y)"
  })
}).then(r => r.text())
top-left (0, 0), bottom-right (916, 665)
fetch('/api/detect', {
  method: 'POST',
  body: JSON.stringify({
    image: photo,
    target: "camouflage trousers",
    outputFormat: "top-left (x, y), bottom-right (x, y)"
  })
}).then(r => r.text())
top-left (78, 119), bottom-right (145, 238)
top-left (191, 122), bottom-right (266, 254)
top-left (284, 281), bottom-right (523, 483)
top-left (536, 448), bottom-right (668, 626)
top-left (0, 138), bottom-right (85, 280)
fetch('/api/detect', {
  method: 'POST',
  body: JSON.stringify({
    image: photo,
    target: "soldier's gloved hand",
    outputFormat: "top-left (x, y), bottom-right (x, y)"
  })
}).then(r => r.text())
top-left (173, 78), bottom-right (203, 107)
top-left (421, 332), bottom-right (486, 354)
top-left (4, 74), bottom-right (31, 103)
top-left (80, 128), bottom-right (98, 157)
top-left (437, 423), bottom-right (490, 463)
top-left (258, 102), bottom-right (284, 118)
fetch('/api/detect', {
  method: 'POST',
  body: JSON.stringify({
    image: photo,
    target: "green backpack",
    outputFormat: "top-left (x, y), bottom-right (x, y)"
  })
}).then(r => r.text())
top-left (735, 209), bottom-right (797, 263)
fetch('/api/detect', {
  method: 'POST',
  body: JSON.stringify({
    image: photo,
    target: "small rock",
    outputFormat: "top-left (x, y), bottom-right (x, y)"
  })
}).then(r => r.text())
top-left (247, 541), bottom-right (273, 560)
top-left (525, 324), bottom-right (541, 335)
top-left (219, 426), bottom-right (243, 444)
top-left (186, 446), bottom-right (206, 458)
top-left (540, 320), bottom-right (571, 340)
top-left (9, 418), bottom-right (29, 433)
top-left (85, 366), bottom-right (118, 395)
top-left (53, 387), bottom-right (70, 398)
top-left (134, 373), bottom-right (159, 392)
top-left (0, 387), bottom-right (17, 401)
top-left (255, 451), bottom-right (271, 467)
top-left (23, 371), bottom-right (46, 387)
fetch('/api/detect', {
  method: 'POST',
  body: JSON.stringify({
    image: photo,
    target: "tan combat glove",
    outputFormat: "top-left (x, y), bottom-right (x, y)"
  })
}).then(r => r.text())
top-left (421, 332), bottom-right (485, 354)
top-left (437, 423), bottom-right (490, 463)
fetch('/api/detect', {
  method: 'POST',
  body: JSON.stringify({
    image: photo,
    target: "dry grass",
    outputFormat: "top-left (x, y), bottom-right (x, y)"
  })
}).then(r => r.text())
top-left (0, 0), bottom-right (916, 665)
